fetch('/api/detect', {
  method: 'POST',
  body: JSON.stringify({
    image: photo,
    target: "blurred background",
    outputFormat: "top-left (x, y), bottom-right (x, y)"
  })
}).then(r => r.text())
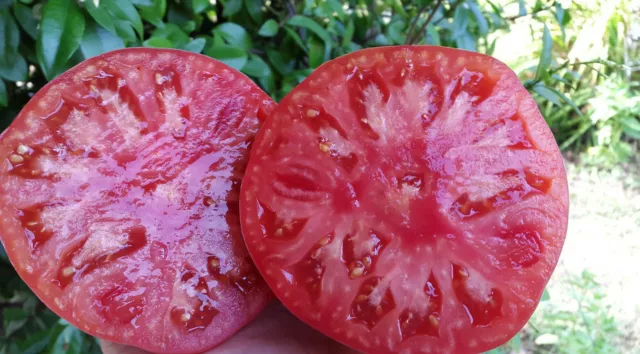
top-left (0, 0), bottom-right (638, 353)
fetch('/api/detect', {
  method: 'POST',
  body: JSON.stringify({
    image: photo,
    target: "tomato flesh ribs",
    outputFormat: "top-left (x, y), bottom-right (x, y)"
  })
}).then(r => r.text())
top-left (0, 49), bottom-right (275, 354)
top-left (240, 46), bottom-right (569, 354)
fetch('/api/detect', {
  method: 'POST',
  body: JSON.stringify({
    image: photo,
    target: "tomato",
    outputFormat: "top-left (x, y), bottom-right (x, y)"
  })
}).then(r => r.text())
top-left (240, 46), bottom-right (569, 354)
top-left (0, 48), bottom-right (275, 353)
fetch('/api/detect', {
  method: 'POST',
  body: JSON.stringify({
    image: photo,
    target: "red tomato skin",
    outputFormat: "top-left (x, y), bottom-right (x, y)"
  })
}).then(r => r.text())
top-left (240, 46), bottom-right (569, 354)
top-left (0, 48), bottom-right (275, 354)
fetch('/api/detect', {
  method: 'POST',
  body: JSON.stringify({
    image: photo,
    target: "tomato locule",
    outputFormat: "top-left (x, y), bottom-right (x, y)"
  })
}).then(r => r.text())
top-left (240, 46), bottom-right (569, 354)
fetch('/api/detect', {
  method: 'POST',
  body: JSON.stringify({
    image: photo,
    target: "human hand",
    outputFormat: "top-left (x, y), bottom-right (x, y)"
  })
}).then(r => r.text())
top-left (100, 301), bottom-right (360, 354)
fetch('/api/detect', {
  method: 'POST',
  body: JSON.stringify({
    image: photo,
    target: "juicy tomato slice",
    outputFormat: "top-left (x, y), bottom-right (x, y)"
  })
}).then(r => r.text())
top-left (240, 46), bottom-right (569, 354)
top-left (0, 48), bottom-right (275, 354)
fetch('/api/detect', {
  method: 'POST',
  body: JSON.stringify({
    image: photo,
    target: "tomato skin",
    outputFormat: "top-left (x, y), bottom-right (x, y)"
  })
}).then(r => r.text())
top-left (0, 48), bottom-right (274, 354)
top-left (240, 46), bottom-right (568, 354)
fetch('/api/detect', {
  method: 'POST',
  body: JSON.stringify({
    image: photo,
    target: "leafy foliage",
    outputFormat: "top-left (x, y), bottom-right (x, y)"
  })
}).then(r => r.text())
top-left (526, 270), bottom-right (621, 354)
top-left (0, 0), bottom-right (634, 352)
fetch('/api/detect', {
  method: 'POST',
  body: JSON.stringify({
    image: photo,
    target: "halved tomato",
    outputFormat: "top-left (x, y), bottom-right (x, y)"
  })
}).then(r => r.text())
top-left (0, 48), bottom-right (274, 353)
top-left (240, 46), bottom-right (569, 354)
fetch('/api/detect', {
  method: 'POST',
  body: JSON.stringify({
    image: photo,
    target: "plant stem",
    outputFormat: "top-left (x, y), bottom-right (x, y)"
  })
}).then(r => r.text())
top-left (406, 0), bottom-right (444, 45)
top-left (404, 2), bottom-right (431, 45)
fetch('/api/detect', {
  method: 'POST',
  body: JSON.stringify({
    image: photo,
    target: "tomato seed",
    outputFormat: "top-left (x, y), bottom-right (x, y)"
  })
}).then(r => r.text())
top-left (362, 255), bottom-right (372, 268)
top-left (209, 257), bottom-right (220, 268)
top-left (350, 266), bottom-right (364, 278)
top-left (428, 314), bottom-right (439, 327)
top-left (356, 294), bottom-right (368, 302)
top-left (203, 197), bottom-right (215, 206)
top-left (16, 144), bottom-right (30, 155)
top-left (319, 142), bottom-right (331, 153)
top-left (375, 305), bottom-right (383, 315)
top-left (306, 109), bottom-right (319, 118)
top-left (9, 154), bottom-right (24, 164)
top-left (62, 267), bottom-right (75, 277)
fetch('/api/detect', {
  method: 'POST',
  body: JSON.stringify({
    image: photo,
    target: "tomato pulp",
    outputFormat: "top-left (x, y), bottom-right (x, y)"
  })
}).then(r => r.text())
top-left (0, 49), bottom-right (275, 353)
top-left (240, 46), bottom-right (569, 354)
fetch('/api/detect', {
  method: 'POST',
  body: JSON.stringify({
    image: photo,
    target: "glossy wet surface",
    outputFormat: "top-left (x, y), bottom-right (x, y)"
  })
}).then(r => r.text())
top-left (241, 46), bottom-right (569, 354)
top-left (0, 49), bottom-right (274, 353)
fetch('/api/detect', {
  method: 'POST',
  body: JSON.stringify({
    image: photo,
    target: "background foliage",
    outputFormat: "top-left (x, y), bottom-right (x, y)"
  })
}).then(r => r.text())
top-left (0, 0), bottom-right (637, 353)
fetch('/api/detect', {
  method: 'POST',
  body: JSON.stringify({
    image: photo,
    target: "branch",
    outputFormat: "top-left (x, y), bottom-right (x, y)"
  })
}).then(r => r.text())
top-left (406, 0), bottom-right (444, 45)
top-left (504, 5), bottom-right (553, 21)
top-left (404, 2), bottom-right (431, 45)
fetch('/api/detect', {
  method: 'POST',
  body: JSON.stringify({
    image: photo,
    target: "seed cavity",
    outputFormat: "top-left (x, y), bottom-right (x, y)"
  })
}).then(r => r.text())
top-left (348, 277), bottom-right (395, 329)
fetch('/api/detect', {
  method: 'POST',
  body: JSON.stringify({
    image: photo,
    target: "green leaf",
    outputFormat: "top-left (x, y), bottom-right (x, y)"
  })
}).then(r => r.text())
top-left (308, 37), bottom-right (324, 68)
top-left (287, 15), bottom-right (332, 59)
top-left (222, 0), bottom-right (242, 17)
top-left (283, 27), bottom-right (307, 53)
top-left (621, 117), bottom-right (640, 140)
top-left (266, 48), bottom-right (294, 75)
top-left (19, 330), bottom-right (50, 354)
top-left (184, 38), bottom-right (206, 53)
top-left (535, 24), bottom-right (552, 81)
top-left (85, 0), bottom-right (116, 34)
top-left (242, 54), bottom-right (270, 77)
top-left (518, 0), bottom-right (526, 16)
top-left (136, 0), bottom-right (166, 27)
top-left (468, 2), bottom-right (488, 36)
top-left (205, 45), bottom-right (247, 70)
top-left (554, 2), bottom-right (565, 26)
top-left (143, 37), bottom-right (173, 48)
top-left (258, 19), bottom-right (278, 37)
top-left (455, 32), bottom-right (476, 51)
top-left (192, 0), bottom-right (209, 14)
top-left (80, 20), bottom-right (125, 59)
top-left (0, 242), bottom-right (8, 263)
top-left (12, 3), bottom-right (38, 39)
top-left (0, 79), bottom-right (7, 107)
top-left (244, 0), bottom-right (263, 23)
top-left (541, 289), bottom-right (551, 301)
top-left (106, 0), bottom-right (143, 39)
top-left (387, 21), bottom-right (406, 45)
top-left (342, 19), bottom-right (354, 48)
top-left (152, 23), bottom-right (189, 48)
top-left (0, 0), bottom-right (13, 10)
top-left (36, 0), bottom-right (86, 80)
top-left (113, 20), bottom-right (137, 43)
top-left (51, 325), bottom-right (84, 354)
top-left (0, 9), bottom-right (20, 60)
top-left (0, 10), bottom-right (27, 81)
top-left (546, 85), bottom-right (582, 116)
top-left (452, 6), bottom-right (470, 38)
top-left (3, 308), bottom-right (27, 337)
top-left (287, 15), bottom-right (331, 44)
top-left (426, 24), bottom-right (440, 46)
top-left (214, 22), bottom-right (252, 50)
top-left (533, 85), bottom-right (561, 105)
top-left (486, 37), bottom-right (497, 55)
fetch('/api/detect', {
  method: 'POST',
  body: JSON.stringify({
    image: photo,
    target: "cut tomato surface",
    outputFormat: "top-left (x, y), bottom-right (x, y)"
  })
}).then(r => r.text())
top-left (240, 46), bottom-right (569, 354)
top-left (0, 48), bottom-right (275, 353)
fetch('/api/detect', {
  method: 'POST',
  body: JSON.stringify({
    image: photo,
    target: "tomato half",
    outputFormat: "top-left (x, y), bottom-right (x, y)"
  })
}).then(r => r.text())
top-left (240, 46), bottom-right (569, 354)
top-left (0, 48), bottom-right (275, 353)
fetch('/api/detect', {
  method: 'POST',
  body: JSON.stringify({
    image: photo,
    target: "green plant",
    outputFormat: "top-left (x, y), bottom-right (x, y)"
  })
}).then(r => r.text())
top-left (526, 270), bottom-right (621, 354)
top-left (0, 0), bottom-right (634, 351)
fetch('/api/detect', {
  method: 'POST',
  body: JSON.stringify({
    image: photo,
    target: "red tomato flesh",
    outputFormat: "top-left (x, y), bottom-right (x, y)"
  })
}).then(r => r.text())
top-left (0, 48), bottom-right (274, 353)
top-left (240, 46), bottom-right (569, 354)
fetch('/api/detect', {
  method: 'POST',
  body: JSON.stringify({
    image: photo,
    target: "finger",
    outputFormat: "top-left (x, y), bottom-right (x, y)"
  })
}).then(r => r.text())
top-left (100, 339), bottom-right (150, 354)
top-left (210, 301), bottom-right (360, 354)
